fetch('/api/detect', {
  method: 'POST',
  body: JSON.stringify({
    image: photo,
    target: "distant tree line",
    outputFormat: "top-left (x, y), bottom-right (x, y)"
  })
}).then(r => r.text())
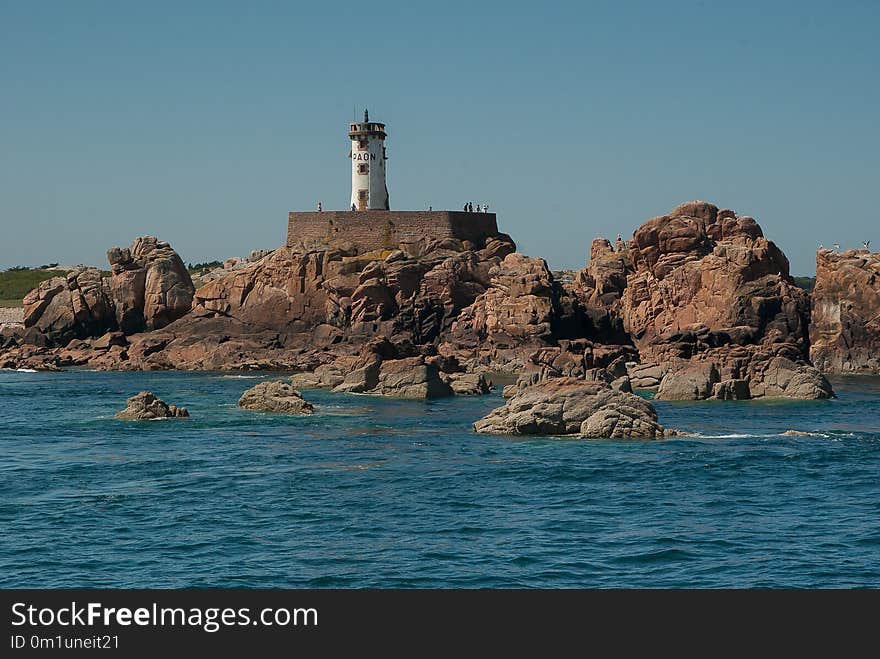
top-left (793, 276), bottom-right (816, 293)
top-left (187, 260), bottom-right (223, 273)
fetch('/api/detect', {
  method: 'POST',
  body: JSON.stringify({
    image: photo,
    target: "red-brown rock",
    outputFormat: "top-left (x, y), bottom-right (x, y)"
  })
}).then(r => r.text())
top-left (810, 248), bottom-right (880, 373)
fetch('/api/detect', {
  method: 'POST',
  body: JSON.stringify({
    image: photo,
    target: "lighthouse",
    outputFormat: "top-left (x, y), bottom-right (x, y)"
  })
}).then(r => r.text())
top-left (349, 109), bottom-right (389, 210)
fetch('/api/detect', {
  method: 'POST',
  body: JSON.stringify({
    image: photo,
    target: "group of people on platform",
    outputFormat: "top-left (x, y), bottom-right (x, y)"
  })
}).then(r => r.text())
top-left (463, 202), bottom-right (489, 213)
top-left (315, 201), bottom-right (492, 213)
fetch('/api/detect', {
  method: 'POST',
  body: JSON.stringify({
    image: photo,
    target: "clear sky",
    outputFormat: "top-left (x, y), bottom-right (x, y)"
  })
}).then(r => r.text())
top-left (2, 0), bottom-right (878, 275)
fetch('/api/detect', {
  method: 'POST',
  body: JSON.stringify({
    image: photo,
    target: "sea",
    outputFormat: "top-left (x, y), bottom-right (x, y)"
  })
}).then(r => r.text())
top-left (1, 369), bottom-right (879, 588)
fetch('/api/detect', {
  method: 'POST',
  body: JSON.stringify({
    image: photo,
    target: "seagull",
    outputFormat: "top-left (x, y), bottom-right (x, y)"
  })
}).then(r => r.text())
top-left (819, 244), bottom-right (824, 249)
top-left (833, 243), bottom-right (841, 250)
top-left (864, 240), bottom-right (871, 250)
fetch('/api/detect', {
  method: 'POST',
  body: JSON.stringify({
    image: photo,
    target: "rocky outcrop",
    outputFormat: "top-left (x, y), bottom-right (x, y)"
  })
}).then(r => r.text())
top-left (192, 249), bottom-right (275, 286)
top-left (238, 381), bottom-right (314, 414)
top-left (287, 338), bottom-right (458, 399)
top-left (445, 252), bottom-right (584, 371)
top-left (654, 347), bottom-right (833, 400)
top-left (655, 362), bottom-right (720, 400)
top-left (619, 201), bottom-right (832, 399)
top-left (370, 356), bottom-right (454, 398)
top-left (115, 391), bottom-right (189, 420)
top-left (0, 202), bottom-right (844, 401)
top-left (570, 238), bottom-right (633, 343)
top-left (22, 268), bottom-right (115, 346)
top-left (107, 236), bottom-right (194, 333)
top-left (0, 307), bottom-right (23, 329)
top-left (810, 248), bottom-right (880, 373)
top-left (712, 379), bottom-right (751, 400)
top-left (442, 372), bottom-right (492, 395)
top-left (473, 377), bottom-right (670, 439)
top-left (500, 340), bottom-right (637, 397)
top-left (110, 234), bottom-right (521, 371)
top-left (19, 236), bottom-right (192, 348)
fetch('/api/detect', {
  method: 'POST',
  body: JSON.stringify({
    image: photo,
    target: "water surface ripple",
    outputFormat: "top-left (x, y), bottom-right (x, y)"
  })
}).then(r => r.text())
top-left (2, 370), bottom-right (879, 588)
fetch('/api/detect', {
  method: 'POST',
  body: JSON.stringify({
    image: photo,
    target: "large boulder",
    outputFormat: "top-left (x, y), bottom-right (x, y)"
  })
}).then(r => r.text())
top-left (810, 248), bottom-right (880, 374)
top-left (442, 372), bottom-right (492, 395)
top-left (655, 362), bottom-right (720, 400)
top-left (619, 201), bottom-right (831, 399)
top-left (473, 377), bottom-right (670, 439)
top-left (622, 202), bottom-right (807, 356)
top-left (238, 381), bottom-right (314, 414)
top-left (115, 391), bottom-right (189, 420)
top-left (654, 348), bottom-right (832, 400)
top-left (22, 268), bottom-right (116, 346)
top-left (372, 356), bottom-right (454, 398)
top-left (108, 236), bottom-right (194, 333)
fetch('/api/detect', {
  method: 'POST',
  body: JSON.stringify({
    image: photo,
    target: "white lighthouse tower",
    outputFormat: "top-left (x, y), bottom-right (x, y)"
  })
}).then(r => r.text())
top-left (349, 109), bottom-right (389, 210)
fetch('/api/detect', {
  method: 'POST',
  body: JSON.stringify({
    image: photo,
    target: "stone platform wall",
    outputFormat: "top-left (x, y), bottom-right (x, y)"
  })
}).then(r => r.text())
top-left (287, 211), bottom-right (499, 253)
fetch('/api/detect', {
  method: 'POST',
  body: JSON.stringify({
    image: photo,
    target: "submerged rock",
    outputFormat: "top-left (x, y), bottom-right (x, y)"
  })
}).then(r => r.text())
top-left (473, 377), bottom-right (670, 439)
top-left (238, 381), bottom-right (314, 414)
top-left (115, 391), bottom-right (189, 420)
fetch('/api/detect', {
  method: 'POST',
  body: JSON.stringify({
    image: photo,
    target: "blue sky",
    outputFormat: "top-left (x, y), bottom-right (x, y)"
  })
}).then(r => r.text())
top-left (1, 1), bottom-right (878, 274)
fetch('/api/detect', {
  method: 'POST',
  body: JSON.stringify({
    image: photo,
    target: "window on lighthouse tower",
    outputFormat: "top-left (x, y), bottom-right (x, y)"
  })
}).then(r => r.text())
top-left (358, 163), bottom-right (369, 174)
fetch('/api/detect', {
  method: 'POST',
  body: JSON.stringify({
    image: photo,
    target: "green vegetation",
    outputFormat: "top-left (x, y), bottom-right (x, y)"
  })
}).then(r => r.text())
top-left (793, 276), bottom-right (816, 293)
top-left (187, 260), bottom-right (222, 274)
top-left (0, 266), bottom-right (71, 303)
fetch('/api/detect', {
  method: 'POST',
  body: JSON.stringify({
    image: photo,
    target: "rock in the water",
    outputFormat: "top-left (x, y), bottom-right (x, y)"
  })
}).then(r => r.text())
top-left (748, 355), bottom-right (834, 399)
top-left (442, 372), bottom-right (492, 395)
top-left (332, 362), bottom-right (381, 393)
top-left (115, 391), bottom-right (189, 420)
top-left (473, 377), bottom-right (669, 439)
top-left (108, 236), bottom-right (195, 333)
top-left (580, 405), bottom-right (666, 439)
top-left (238, 381), bottom-right (314, 414)
top-left (810, 248), bottom-right (880, 374)
top-left (290, 364), bottom-right (346, 389)
top-left (712, 379), bottom-right (751, 400)
top-left (656, 362), bottom-right (720, 400)
top-left (372, 356), bottom-right (454, 398)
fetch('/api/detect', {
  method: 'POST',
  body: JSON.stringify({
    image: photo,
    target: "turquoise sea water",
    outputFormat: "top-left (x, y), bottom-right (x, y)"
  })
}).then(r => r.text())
top-left (1, 369), bottom-right (879, 588)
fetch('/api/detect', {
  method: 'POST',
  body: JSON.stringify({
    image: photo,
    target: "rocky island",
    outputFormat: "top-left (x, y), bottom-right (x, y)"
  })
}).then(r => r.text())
top-left (5, 199), bottom-right (880, 438)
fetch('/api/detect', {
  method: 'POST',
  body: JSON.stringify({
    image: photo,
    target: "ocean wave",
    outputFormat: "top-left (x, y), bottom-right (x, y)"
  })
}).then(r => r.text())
top-left (685, 433), bottom-right (774, 439)
top-left (685, 430), bottom-right (857, 440)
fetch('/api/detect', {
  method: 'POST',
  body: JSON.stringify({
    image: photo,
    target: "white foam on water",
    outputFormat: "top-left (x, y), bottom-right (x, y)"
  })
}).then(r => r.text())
top-left (687, 433), bottom-right (771, 439)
